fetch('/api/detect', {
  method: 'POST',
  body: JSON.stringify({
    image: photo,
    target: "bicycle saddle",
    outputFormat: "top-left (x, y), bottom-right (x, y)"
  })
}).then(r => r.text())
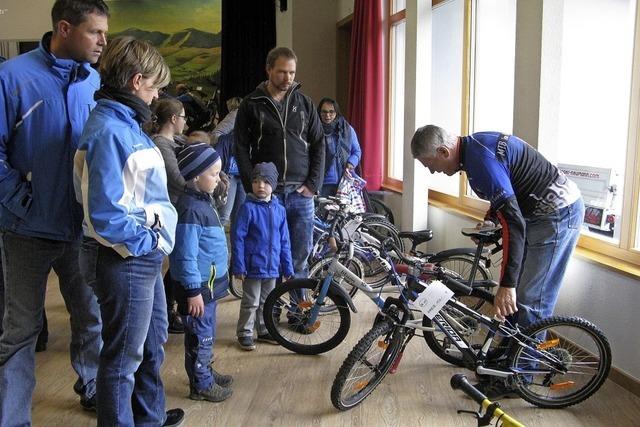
top-left (461, 226), bottom-right (502, 241)
top-left (398, 229), bottom-right (434, 245)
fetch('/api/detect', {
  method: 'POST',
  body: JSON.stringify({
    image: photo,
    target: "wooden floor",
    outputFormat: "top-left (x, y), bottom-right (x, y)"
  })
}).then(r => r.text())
top-left (31, 274), bottom-right (640, 427)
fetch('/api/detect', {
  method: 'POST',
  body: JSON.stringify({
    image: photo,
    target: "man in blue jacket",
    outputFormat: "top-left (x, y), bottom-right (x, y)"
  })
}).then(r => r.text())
top-left (411, 125), bottom-right (584, 398)
top-left (0, 1), bottom-right (109, 422)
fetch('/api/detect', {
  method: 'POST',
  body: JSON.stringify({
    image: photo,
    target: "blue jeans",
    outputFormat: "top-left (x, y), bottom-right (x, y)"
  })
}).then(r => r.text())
top-left (0, 231), bottom-right (102, 427)
top-left (182, 300), bottom-right (217, 392)
top-left (275, 190), bottom-right (314, 278)
top-left (515, 198), bottom-right (585, 328)
top-left (219, 175), bottom-right (246, 226)
top-left (92, 245), bottom-right (168, 427)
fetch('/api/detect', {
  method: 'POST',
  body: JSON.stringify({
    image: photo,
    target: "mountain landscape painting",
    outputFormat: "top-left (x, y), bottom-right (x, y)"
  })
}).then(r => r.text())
top-left (106, 0), bottom-right (221, 95)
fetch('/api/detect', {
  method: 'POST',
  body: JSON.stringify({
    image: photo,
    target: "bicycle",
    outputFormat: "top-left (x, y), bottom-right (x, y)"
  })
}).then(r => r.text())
top-left (330, 227), bottom-right (612, 411)
top-left (450, 374), bottom-right (524, 427)
top-left (262, 220), bottom-right (497, 356)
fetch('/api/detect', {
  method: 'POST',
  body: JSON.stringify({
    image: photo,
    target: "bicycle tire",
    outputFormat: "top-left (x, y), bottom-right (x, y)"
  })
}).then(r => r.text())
top-left (263, 279), bottom-right (351, 355)
top-left (510, 316), bottom-right (611, 409)
top-left (435, 256), bottom-right (492, 310)
top-left (307, 256), bottom-right (362, 312)
top-left (422, 290), bottom-right (507, 367)
top-left (368, 197), bottom-right (395, 225)
top-left (331, 321), bottom-right (403, 410)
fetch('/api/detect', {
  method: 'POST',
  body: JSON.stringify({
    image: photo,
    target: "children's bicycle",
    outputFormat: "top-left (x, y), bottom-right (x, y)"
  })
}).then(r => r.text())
top-left (262, 217), bottom-right (498, 356)
top-left (330, 227), bottom-right (612, 411)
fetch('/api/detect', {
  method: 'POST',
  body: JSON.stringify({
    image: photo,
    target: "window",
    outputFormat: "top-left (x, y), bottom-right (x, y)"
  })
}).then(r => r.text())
top-left (538, 0), bottom-right (637, 253)
top-left (386, 3), bottom-right (406, 186)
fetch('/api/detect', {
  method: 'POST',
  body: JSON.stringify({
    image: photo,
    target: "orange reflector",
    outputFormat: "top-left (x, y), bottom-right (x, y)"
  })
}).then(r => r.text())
top-left (537, 338), bottom-right (560, 350)
top-left (378, 341), bottom-right (389, 349)
top-left (298, 301), bottom-right (313, 309)
top-left (353, 381), bottom-right (369, 392)
top-left (550, 381), bottom-right (576, 390)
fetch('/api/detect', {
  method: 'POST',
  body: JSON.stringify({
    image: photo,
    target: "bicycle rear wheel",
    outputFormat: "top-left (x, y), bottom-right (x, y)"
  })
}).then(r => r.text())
top-left (263, 279), bottom-right (351, 355)
top-left (422, 291), bottom-right (508, 367)
top-left (331, 321), bottom-right (403, 410)
top-left (510, 316), bottom-right (611, 408)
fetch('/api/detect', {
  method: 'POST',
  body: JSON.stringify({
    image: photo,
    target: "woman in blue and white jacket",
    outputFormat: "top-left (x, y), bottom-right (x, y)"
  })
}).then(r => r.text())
top-left (74, 37), bottom-right (183, 427)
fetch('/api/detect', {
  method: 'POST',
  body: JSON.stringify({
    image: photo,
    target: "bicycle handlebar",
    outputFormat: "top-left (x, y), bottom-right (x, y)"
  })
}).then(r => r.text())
top-left (450, 374), bottom-right (524, 427)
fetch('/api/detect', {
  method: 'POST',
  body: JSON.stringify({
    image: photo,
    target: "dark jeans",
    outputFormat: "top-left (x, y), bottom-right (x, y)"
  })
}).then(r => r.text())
top-left (92, 245), bottom-right (168, 427)
top-left (182, 300), bottom-right (218, 392)
top-left (0, 231), bottom-right (102, 427)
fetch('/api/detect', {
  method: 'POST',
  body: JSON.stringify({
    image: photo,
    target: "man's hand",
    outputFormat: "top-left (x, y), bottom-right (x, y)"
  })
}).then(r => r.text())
top-left (187, 294), bottom-right (205, 318)
top-left (296, 184), bottom-right (314, 197)
top-left (493, 286), bottom-right (517, 320)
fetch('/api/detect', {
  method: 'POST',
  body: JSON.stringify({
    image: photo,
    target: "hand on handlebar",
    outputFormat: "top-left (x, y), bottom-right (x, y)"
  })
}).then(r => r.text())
top-left (493, 286), bottom-right (518, 320)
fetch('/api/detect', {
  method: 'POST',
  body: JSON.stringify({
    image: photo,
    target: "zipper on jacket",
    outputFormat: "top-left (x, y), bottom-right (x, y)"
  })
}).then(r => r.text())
top-left (298, 110), bottom-right (308, 151)
top-left (268, 201), bottom-right (273, 273)
top-left (251, 82), bottom-right (299, 186)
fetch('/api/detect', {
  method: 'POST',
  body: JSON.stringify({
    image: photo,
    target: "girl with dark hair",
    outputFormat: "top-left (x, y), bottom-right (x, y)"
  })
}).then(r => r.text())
top-left (149, 98), bottom-right (188, 335)
top-left (317, 97), bottom-right (362, 196)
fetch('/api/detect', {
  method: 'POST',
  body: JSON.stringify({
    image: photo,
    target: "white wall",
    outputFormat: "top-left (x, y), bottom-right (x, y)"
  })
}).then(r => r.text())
top-left (337, 0), bottom-right (354, 21)
top-left (0, 0), bottom-right (54, 41)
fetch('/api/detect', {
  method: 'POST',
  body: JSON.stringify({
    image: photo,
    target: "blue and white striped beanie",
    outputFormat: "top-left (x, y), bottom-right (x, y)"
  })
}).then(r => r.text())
top-left (176, 143), bottom-right (221, 181)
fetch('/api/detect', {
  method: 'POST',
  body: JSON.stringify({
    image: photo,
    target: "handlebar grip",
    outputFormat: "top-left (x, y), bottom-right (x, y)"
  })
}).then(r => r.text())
top-left (443, 275), bottom-right (473, 296)
top-left (450, 374), bottom-right (487, 404)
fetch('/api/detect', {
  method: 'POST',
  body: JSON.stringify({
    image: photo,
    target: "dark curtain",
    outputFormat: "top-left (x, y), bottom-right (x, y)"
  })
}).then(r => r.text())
top-left (347, 0), bottom-right (385, 191)
top-left (220, 0), bottom-right (276, 114)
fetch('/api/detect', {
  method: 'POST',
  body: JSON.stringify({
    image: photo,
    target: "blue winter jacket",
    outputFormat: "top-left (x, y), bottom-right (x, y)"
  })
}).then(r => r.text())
top-left (170, 188), bottom-right (229, 301)
top-left (323, 122), bottom-right (361, 186)
top-left (232, 194), bottom-right (294, 279)
top-left (74, 99), bottom-right (177, 257)
top-left (0, 33), bottom-right (99, 240)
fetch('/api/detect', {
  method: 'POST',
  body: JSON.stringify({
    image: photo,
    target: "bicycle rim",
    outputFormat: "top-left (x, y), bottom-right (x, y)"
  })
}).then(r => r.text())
top-left (511, 317), bottom-right (611, 408)
top-left (307, 256), bottom-right (362, 313)
top-left (436, 256), bottom-right (491, 310)
top-left (331, 321), bottom-right (403, 410)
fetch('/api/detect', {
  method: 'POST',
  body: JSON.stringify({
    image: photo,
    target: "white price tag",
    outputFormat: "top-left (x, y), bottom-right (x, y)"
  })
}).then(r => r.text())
top-left (410, 280), bottom-right (454, 319)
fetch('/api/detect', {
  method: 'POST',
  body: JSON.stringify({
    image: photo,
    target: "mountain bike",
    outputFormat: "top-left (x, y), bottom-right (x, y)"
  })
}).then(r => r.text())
top-left (330, 227), bottom-right (611, 411)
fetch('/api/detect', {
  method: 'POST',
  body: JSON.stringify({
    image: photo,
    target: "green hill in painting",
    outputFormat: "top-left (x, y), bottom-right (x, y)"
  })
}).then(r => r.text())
top-left (110, 27), bottom-right (221, 92)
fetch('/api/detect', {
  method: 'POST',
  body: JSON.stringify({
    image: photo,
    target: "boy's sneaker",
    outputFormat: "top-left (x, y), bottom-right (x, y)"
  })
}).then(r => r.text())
top-left (257, 333), bottom-right (279, 345)
top-left (238, 336), bottom-right (256, 351)
top-left (163, 408), bottom-right (185, 426)
top-left (212, 369), bottom-right (234, 387)
top-left (189, 383), bottom-right (233, 402)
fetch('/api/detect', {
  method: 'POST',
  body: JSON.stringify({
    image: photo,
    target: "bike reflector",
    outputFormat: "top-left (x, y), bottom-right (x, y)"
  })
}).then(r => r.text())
top-left (537, 338), bottom-right (560, 350)
top-left (550, 381), bottom-right (576, 390)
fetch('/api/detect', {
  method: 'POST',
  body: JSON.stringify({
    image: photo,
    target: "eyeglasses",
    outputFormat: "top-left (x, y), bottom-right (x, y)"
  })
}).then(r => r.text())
top-left (320, 110), bottom-right (336, 115)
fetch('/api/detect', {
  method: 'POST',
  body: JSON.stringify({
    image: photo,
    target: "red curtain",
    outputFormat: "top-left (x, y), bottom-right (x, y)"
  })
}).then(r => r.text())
top-left (347, 0), bottom-right (385, 191)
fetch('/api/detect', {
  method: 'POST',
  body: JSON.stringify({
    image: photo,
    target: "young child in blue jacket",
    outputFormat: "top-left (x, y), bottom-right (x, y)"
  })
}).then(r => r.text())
top-left (170, 143), bottom-right (233, 402)
top-left (232, 162), bottom-right (294, 350)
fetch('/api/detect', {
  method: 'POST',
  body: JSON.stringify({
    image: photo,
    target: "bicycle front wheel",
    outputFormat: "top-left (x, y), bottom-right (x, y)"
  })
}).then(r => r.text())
top-left (263, 279), bottom-right (351, 355)
top-left (510, 316), bottom-right (611, 408)
top-left (331, 321), bottom-right (404, 410)
top-left (436, 256), bottom-right (492, 310)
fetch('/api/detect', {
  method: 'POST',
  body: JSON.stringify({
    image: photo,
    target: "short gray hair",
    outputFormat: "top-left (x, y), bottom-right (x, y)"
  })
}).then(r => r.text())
top-left (411, 125), bottom-right (458, 158)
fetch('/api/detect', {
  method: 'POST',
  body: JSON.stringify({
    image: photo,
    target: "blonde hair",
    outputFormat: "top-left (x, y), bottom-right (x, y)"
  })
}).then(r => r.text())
top-left (99, 36), bottom-right (170, 91)
top-left (187, 130), bottom-right (211, 145)
top-left (226, 96), bottom-right (242, 112)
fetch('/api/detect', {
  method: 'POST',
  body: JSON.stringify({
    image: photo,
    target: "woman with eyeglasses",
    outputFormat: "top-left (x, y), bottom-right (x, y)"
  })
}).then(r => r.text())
top-left (146, 98), bottom-right (190, 335)
top-left (317, 97), bottom-right (362, 196)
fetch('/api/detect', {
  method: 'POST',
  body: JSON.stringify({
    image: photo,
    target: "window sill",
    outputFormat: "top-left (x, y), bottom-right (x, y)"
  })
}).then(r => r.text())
top-left (428, 198), bottom-right (640, 280)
